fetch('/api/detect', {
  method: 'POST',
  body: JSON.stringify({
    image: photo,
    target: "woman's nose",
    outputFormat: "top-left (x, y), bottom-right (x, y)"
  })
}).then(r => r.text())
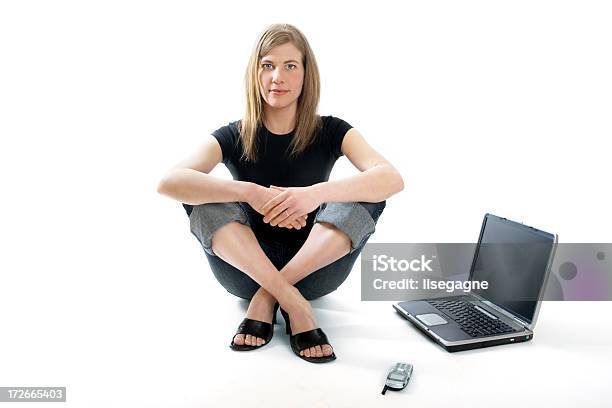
top-left (272, 68), bottom-right (284, 83)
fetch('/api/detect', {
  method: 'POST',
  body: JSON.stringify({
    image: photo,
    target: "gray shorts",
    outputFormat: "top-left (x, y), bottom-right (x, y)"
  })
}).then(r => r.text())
top-left (183, 200), bottom-right (386, 300)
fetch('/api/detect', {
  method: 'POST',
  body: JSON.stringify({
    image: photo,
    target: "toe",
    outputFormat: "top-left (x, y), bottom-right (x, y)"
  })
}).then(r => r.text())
top-left (245, 334), bottom-right (252, 346)
top-left (233, 334), bottom-right (245, 346)
top-left (322, 344), bottom-right (333, 356)
top-left (256, 337), bottom-right (263, 346)
top-left (304, 348), bottom-right (311, 358)
top-left (309, 346), bottom-right (317, 357)
top-left (314, 345), bottom-right (323, 358)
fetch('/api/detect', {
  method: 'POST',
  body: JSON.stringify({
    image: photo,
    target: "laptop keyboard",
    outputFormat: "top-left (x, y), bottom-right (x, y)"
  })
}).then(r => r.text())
top-left (427, 298), bottom-right (518, 338)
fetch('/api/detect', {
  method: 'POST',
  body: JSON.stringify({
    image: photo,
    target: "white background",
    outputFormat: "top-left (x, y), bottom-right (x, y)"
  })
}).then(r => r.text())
top-left (1, 1), bottom-right (611, 407)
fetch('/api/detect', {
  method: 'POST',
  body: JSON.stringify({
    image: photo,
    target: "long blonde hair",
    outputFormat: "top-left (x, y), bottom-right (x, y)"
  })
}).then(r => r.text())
top-left (240, 24), bottom-right (321, 162)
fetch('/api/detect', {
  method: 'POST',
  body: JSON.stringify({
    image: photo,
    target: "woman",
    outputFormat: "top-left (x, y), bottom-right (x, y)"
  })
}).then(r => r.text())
top-left (157, 24), bottom-right (404, 363)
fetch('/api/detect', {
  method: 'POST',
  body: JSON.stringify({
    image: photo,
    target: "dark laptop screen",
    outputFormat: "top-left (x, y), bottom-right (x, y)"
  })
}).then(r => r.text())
top-left (471, 215), bottom-right (555, 324)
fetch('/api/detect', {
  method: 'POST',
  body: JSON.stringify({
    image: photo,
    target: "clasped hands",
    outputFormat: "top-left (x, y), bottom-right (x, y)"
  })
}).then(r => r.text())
top-left (247, 184), bottom-right (322, 230)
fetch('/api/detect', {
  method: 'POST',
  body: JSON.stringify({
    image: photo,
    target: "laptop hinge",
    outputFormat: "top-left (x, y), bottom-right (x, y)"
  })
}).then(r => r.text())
top-left (473, 296), bottom-right (530, 329)
top-left (512, 316), bottom-right (529, 327)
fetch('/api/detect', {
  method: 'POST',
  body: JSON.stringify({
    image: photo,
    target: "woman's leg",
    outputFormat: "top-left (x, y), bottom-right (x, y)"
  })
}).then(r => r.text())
top-left (186, 202), bottom-right (295, 302)
top-left (265, 201), bottom-right (387, 358)
top-left (283, 201), bottom-right (386, 297)
top-left (184, 202), bottom-right (315, 347)
top-left (183, 201), bottom-right (385, 299)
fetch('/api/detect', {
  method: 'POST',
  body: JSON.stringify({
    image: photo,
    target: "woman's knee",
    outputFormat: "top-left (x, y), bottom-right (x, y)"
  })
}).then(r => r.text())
top-left (210, 220), bottom-right (254, 257)
top-left (313, 200), bottom-right (386, 254)
top-left (187, 202), bottom-right (250, 256)
top-left (357, 200), bottom-right (386, 221)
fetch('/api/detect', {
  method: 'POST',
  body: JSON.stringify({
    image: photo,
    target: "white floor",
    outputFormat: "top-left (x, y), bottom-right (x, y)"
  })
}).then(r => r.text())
top-left (2, 204), bottom-right (612, 408)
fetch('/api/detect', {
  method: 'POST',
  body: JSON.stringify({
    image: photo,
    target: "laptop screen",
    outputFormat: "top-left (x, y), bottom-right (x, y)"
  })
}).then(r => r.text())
top-left (470, 215), bottom-right (555, 324)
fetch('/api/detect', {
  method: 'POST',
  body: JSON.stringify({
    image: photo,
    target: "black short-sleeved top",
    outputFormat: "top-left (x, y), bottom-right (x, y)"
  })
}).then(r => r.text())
top-left (212, 115), bottom-right (353, 244)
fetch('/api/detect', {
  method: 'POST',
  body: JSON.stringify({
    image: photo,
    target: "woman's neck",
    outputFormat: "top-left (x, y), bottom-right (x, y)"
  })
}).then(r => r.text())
top-left (262, 103), bottom-right (297, 135)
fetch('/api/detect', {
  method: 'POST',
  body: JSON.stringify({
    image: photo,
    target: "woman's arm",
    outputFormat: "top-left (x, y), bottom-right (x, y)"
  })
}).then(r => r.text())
top-left (157, 135), bottom-right (307, 229)
top-left (156, 135), bottom-right (253, 205)
top-left (158, 169), bottom-right (253, 205)
top-left (313, 128), bottom-right (404, 203)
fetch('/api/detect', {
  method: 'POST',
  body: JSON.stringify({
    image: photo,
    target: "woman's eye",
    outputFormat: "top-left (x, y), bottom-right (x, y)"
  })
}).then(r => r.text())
top-left (262, 63), bottom-right (273, 70)
top-left (287, 64), bottom-right (297, 70)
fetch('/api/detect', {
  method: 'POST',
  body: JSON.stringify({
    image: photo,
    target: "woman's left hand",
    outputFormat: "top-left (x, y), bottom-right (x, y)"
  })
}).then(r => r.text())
top-left (261, 185), bottom-right (322, 227)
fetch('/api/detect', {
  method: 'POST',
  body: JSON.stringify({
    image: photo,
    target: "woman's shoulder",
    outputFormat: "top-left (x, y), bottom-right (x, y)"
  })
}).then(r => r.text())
top-left (320, 115), bottom-right (350, 130)
top-left (211, 120), bottom-right (243, 163)
top-left (316, 115), bottom-right (354, 158)
top-left (212, 120), bottom-right (241, 137)
top-left (211, 120), bottom-right (243, 151)
top-left (320, 114), bottom-right (349, 125)
top-left (318, 115), bottom-right (353, 135)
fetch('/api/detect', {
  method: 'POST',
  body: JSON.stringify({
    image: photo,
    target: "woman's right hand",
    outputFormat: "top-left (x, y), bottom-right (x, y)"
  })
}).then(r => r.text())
top-left (246, 184), bottom-right (307, 230)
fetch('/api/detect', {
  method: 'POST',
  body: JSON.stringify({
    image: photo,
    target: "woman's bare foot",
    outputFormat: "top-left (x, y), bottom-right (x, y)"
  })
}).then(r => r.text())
top-left (282, 291), bottom-right (334, 359)
top-left (232, 288), bottom-right (277, 347)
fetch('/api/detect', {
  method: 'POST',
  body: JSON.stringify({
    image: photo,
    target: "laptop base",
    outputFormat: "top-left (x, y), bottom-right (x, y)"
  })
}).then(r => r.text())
top-left (393, 304), bottom-right (533, 352)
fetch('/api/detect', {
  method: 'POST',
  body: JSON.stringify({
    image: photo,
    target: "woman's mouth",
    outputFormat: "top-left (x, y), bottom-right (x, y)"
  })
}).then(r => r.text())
top-left (270, 89), bottom-right (288, 95)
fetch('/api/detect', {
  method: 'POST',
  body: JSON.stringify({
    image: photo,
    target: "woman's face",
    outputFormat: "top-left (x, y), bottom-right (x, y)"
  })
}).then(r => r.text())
top-left (258, 42), bottom-right (304, 110)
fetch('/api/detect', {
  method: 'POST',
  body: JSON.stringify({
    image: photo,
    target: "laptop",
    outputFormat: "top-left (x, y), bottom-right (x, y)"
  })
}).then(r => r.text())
top-left (393, 213), bottom-right (558, 352)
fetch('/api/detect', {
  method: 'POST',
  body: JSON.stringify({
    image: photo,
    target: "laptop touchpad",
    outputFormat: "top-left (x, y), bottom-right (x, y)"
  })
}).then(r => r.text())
top-left (416, 313), bottom-right (448, 326)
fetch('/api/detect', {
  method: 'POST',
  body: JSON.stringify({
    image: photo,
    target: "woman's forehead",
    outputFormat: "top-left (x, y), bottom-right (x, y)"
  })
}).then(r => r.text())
top-left (261, 42), bottom-right (302, 62)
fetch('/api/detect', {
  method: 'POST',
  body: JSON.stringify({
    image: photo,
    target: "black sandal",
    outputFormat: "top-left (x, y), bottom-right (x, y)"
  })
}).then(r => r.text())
top-left (229, 302), bottom-right (280, 351)
top-left (279, 307), bottom-right (337, 363)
